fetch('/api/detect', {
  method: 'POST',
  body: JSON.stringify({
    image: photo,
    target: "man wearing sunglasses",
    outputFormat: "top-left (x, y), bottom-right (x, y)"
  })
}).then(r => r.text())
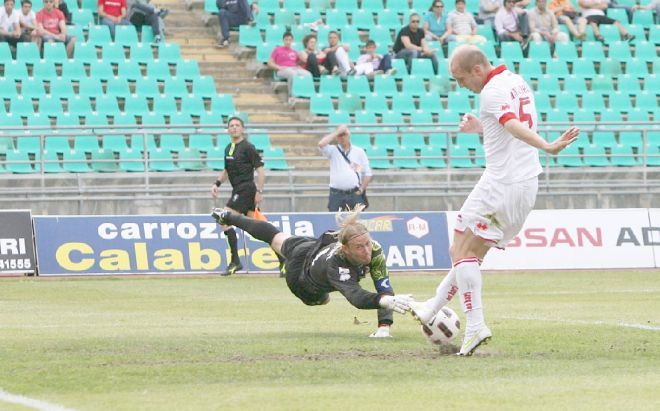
top-left (393, 12), bottom-right (438, 75)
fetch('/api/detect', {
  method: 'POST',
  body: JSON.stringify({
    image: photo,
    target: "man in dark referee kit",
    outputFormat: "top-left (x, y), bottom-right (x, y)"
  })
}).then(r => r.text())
top-left (211, 115), bottom-right (265, 276)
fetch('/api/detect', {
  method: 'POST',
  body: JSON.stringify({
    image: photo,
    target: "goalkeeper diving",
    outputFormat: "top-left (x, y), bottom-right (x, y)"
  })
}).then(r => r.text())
top-left (212, 204), bottom-right (413, 338)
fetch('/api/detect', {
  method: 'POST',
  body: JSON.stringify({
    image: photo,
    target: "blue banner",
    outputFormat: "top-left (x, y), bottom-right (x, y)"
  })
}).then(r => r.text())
top-left (33, 212), bottom-right (450, 276)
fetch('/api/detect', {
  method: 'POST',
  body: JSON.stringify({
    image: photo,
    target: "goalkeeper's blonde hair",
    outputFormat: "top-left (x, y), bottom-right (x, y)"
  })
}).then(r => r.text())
top-left (334, 204), bottom-right (369, 245)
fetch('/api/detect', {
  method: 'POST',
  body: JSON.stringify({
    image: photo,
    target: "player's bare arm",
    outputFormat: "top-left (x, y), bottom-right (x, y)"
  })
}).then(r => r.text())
top-left (504, 119), bottom-right (580, 154)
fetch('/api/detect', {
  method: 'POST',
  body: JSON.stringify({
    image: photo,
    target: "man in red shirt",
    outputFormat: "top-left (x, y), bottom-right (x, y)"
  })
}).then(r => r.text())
top-left (33, 0), bottom-right (75, 57)
top-left (98, 0), bottom-right (129, 36)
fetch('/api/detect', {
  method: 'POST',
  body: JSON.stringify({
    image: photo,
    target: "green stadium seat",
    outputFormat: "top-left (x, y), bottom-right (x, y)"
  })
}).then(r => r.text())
top-left (67, 95), bottom-right (93, 116)
top-left (151, 95), bottom-right (177, 116)
top-left (456, 133), bottom-right (481, 149)
top-left (73, 135), bottom-right (100, 153)
top-left (56, 113), bottom-right (82, 133)
top-left (447, 91), bottom-right (472, 114)
top-left (353, 9), bottom-right (376, 30)
top-left (634, 41), bottom-right (657, 63)
top-left (273, 9), bottom-right (296, 26)
top-left (536, 75), bottom-right (561, 94)
top-left (5, 149), bottom-right (36, 173)
top-left (179, 95), bottom-right (206, 116)
top-left (20, 78), bottom-right (46, 99)
top-left (599, 23), bottom-right (622, 43)
top-left (364, 93), bottom-right (390, 115)
top-left (373, 132), bottom-right (399, 149)
top-left (190, 76), bottom-right (217, 99)
top-left (309, 0), bottom-right (331, 11)
top-left (72, 43), bottom-right (98, 64)
top-left (310, 94), bottom-right (335, 116)
top-left (156, 43), bottom-right (182, 64)
top-left (42, 42), bottom-right (68, 64)
top-left (572, 109), bottom-right (597, 130)
top-left (597, 109), bottom-right (623, 129)
top-left (365, 145), bottom-right (392, 169)
top-left (346, 76), bottom-right (371, 97)
top-left (175, 60), bottom-right (201, 81)
top-left (598, 58), bottom-right (623, 76)
top-left (16, 137), bottom-right (40, 153)
top-left (33, 62), bottom-right (58, 81)
top-left (582, 144), bottom-right (610, 166)
top-left (142, 26), bottom-right (157, 43)
top-left (168, 112), bottom-right (195, 133)
top-left (66, 25), bottom-right (85, 43)
top-left (248, 133), bottom-right (272, 151)
top-left (114, 25), bottom-right (139, 46)
top-left (118, 148), bottom-right (146, 171)
top-left (580, 41), bottom-right (606, 61)
top-left (337, 93), bottom-right (362, 113)
top-left (582, 91), bottom-right (606, 112)
top-left (90, 149), bottom-right (119, 172)
top-left (163, 77), bottom-right (189, 98)
top-left (112, 113), bottom-right (138, 133)
top-left (49, 78), bottom-right (76, 98)
top-left (117, 60), bottom-right (143, 81)
top-left (135, 77), bottom-right (161, 98)
top-left (362, 0), bottom-right (384, 12)
top-left (607, 91), bottom-right (634, 112)
top-left (123, 95), bottom-right (149, 117)
top-left (16, 42), bottom-right (41, 64)
top-left (325, 10), bottom-right (350, 29)
top-left (160, 134), bottom-right (186, 152)
top-left (554, 42), bottom-right (578, 61)
top-left (448, 144), bottom-right (474, 168)
top-left (608, 41), bottom-right (633, 60)
top-left (544, 59), bottom-right (569, 78)
top-left (518, 59), bottom-right (543, 79)
top-left (400, 132), bottom-right (426, 149)
top-left (299, 10), bottom-right (321, 26)
top-left (376, 10), bottom-right (400, 30)
top-left (177, 147), bottom-right (205, 171)
top-left (45, 136), bottom-right (71, 154)
top-left (72, 8), bottom-right (94, 26)
top-left (145, 60), bottom-right (171, 81)
top-left (632, 10), bottom-right (654, 26)
top-left (353, 110), bottom-right (378, 128)
top-left (592, 131), bottom-right (617, 147)
top-left (264, 26), bottom-right (286, 45)
top-left (564, 75), bottom-right (589, 95)
top-left (0, 42), bottom-right (12, 62)
top-left (87, 25), bottom-right (113, 46)
top-left (101, 43), bottom-right (127, 64)
top-left (39, 95), bottom-right (65, 117)
top-left (625, 58), bottom-right (649, 77)
top-left (102, 135), bottom-right (129, 152)
top-left (88, 63), bottom-right (115, 82)
top-left (328, 110), bottom-right (351, 125)
top-left (41, 149), bottom-right (63, 173)
top-left (555, 143), bottom-right (583, 167)
top-left (409, 110), bottom-right (434, 130)
top-left (419, 145), bottom-right (446, 168)
top-left (402, 76), bottom-right (427, 97)
top-left (130, 132), bottom-right (158, 152)
top-left (373, 75), bottom-right (398, 98)
top-left (500, 42), bottom-right (524, 63)
top-left (556, 91), bottom-right (580, 113)
top-left (262, 147), bottom-right (290, 170)
top-left (130, 43), bottom-right (156, 63)
top-left (572, 59), bottom-right (596, 77)
top-left (9, 95), bottom-right (35, 117)
top-left (319, 76), bottom-right (342, 98)
top-left (649, 25), bottom-right (660, 44)
top-left (610, 144), bottom-right (640, 166)
top-left (188, 134), bottom-right (214, 152)
top-left (105, 77), bottom-right (130, 98)
top-left (385, 0), bottom-right (407, 12)
top-left (3, 61), bottom-right (29, 81)
top-left (527, 41), bottom-right (552, 61)
top-left (619, 131), bottom-right (642, 148)
top-left (392, 93), bottom-right (416, 114)
top-left (390, 58), bottom-right (409, 79)
top-left (62, 149), bottom-right (92, 172)
top-left (60, 60), bottom-right (87, 81)
top-left (418, 93), bottom-right (442, 114)
top-left (209, 94), bottom-right (236, 116)
top-left (634, 91), bottom-right (657, 110)
top-left (393, 145), bottom-right (422, 168)
top-left (428, 133), bottom-right (450, 149)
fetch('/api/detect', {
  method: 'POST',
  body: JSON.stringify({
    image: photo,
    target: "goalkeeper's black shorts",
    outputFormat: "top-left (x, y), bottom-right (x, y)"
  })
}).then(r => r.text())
top-left (280, 236), bottom-right (329, 306)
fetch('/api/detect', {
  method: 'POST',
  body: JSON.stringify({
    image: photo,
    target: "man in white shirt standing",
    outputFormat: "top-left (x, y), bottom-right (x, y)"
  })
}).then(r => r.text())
top-left (408, 44), bottom-right (580, 356)
top-left (0, 0), bottom-right (22, 47)
top-left (319, 124), bottom-right (372, 212)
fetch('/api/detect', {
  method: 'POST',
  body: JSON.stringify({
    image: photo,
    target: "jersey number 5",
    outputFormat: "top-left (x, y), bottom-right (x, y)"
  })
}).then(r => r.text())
top-left (518, 96), bottom-right (533, 128)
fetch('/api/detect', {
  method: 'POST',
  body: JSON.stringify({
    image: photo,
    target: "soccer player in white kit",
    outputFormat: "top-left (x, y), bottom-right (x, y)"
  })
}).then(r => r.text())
top-left (409, 44), bottom-right (580, 356)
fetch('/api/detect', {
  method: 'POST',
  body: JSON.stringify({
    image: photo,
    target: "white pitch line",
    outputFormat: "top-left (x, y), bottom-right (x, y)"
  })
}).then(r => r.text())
top-left (0, 388), bottom-right (76, 411)
top-left (502, 316), bottom-right (660, 331)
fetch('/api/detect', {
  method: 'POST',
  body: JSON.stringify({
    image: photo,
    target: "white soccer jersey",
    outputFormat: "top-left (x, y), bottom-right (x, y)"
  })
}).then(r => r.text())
top-left (479, 65), bottom-right (543, 183)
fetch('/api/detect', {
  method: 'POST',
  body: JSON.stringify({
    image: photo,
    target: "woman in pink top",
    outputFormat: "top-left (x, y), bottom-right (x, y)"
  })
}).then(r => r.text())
top-left (268, 31), bottom-right (310, 96)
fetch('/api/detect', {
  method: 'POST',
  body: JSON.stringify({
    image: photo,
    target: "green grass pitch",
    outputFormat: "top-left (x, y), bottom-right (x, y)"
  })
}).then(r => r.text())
top-left (0, 270), bottom-right (658, 410)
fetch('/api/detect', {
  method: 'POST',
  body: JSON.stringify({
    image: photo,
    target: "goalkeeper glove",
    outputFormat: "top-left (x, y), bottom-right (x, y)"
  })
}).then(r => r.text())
top-left (379, 294), bottom-right (413, 314)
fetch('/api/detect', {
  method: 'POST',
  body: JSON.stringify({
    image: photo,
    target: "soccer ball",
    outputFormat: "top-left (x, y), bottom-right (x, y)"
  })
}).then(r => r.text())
top-left (421, 307), bottom-right (461, 345)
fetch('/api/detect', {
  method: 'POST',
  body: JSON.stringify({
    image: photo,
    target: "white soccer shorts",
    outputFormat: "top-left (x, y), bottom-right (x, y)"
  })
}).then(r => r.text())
top-left (455, 174), bottom-right (538, 249)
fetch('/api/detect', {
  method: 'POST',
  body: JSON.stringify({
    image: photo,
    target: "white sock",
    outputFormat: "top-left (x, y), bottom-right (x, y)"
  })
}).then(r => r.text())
top-left (454, 258), bottom-right (485, 336)
top-left (426, 268), bottom-right (458, 315)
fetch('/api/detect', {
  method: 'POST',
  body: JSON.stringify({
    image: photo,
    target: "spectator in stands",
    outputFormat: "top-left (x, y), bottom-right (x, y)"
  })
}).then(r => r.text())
top-left (210, 115), bottom-right (265, 276)
top-left (578, 0), bottom-right (634, 42)
top-left (98, 0), bottom-right (130, 37)
top-left (299, 33), bottom-right (339, 78)
top-left (494, 0), bottom-right (529, 45)
top-left (479, 0), bottom-right (502, 25)
top-left (127, 0), bottom-right (168, 42)
top-left (33, 0), bottom-right (75, 57)
top-left (52, 0), bottom-right (70, 24)
top-left (215, 0), bottom-right (256, 48)
top-left (423, 1), bottom-right (451, 43)
top-left (633, 0), bottom-right (659, 24)
top-left (447, 0), bottom-right (488, 44)
top-left (18, 0), bottom-right (36, 42)
top-left (393, 13), bottom-right (438, 74)
top-left (548, 0), bottom-right (587, 40)
top-left (318, 124), bottom-right (372, 212)
top-left (0, 0), bottom-right (22, 48)
top-left (267, 32), bottom-right (310, 96)
top-left (322, 31), bottom-right (354, 77)
top-left (354, 39), bottom-right (395, 76)
top-left (528, 0), bottom-right (569, 44)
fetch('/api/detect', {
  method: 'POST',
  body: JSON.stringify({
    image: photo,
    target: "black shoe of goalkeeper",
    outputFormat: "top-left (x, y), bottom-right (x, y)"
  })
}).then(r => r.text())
top-left (222, 261), bottom-right (243, 276)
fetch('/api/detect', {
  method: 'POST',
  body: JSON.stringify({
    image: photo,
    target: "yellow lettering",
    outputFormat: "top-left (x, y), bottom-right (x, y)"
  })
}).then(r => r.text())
top-left (252, 246), bottom-right (279, 269)
top-left (189, 242), bottom-right (221, 270)
top-left (55, 242), bottom-right (94, 271)
top-left (99, 249), bottom-right (130, 270)
top-left (153, 249), bottom-right (184, 270)
top-left (134, 242), bottom-right (148, 270)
